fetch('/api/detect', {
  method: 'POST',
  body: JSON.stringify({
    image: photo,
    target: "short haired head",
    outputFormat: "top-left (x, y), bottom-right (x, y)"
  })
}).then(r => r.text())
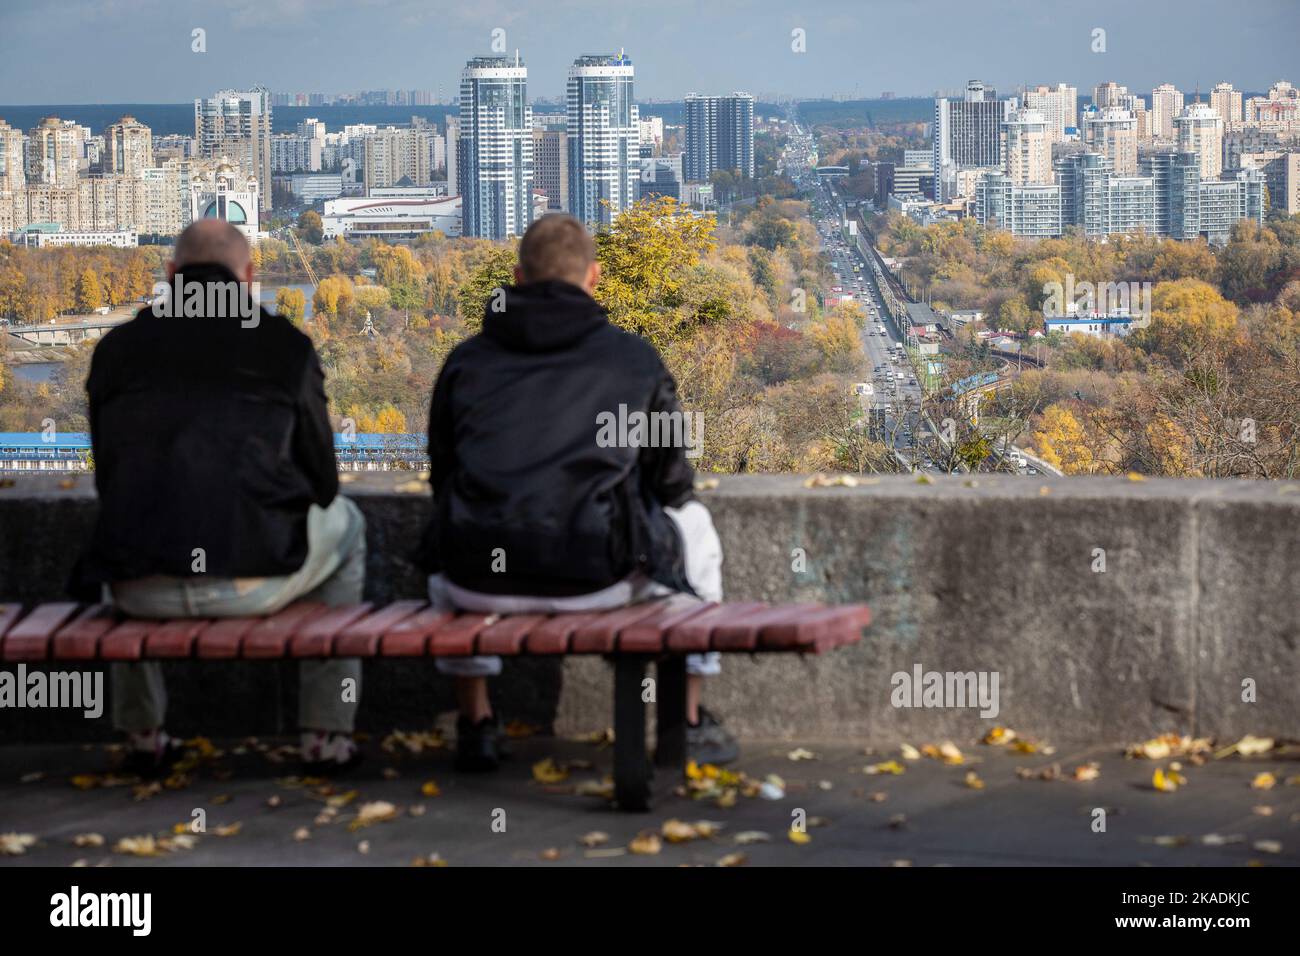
top-left (515, 214), bottom-right (600, 293)
top-left (169, 220), bottom-right (253, 283)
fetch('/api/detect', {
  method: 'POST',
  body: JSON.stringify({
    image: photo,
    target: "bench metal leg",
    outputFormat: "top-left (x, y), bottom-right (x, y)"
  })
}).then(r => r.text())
top-left (654, 655), bottom-right (687, 771)
top-left (613, 655), bottom-right (652, 812)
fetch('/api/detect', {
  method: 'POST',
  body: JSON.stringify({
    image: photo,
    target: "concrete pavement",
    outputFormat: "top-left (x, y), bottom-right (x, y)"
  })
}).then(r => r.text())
top-left (1, 734), bottom-right (1295, 867)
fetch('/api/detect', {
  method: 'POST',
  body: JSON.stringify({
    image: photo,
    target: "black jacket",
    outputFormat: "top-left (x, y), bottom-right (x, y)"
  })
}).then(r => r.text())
top-left (423, 279), bottom-right (697, 596)
top-left (75, 262), bottom-right (338, 587)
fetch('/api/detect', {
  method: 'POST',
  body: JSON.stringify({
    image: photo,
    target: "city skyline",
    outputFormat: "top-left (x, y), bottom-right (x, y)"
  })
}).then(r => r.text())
top-left (0, 0), bottom-right (1296, 105)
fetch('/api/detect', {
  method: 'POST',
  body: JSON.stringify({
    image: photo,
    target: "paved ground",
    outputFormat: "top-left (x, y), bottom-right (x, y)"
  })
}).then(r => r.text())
top-left (1, 731), bottom-right (1296, 867)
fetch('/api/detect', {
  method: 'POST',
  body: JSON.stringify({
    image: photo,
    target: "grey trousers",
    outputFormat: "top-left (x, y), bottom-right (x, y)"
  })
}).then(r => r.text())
top-left (108, 495), bottom-right (366, 734)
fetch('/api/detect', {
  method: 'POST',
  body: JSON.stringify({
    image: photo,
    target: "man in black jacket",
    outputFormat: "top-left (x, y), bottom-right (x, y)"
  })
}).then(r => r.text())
top-left (77, 220), bottom-right (365, 774)
top-left (424, 213), bottom-right (736, 770)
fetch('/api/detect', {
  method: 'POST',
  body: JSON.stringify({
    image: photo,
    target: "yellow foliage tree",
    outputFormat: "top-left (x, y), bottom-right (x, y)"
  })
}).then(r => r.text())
top-left (1138, 278), bottom-right (1239, 360)
top-left (1031, 404), bottom-right (1096, 474)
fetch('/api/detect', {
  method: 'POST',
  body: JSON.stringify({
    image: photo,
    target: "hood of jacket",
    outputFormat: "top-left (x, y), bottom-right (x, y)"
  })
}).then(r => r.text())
top-left (482, 279), bottom-right (609, 352)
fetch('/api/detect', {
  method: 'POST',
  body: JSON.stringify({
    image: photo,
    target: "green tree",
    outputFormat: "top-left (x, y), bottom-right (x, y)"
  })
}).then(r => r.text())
top-left (455, 246), bottom-right (517, 334)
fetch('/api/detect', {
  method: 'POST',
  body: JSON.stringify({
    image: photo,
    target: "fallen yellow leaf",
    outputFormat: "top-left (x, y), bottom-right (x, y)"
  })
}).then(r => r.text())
top-left (629, 832), bottom-right (662, 855)
top-left (1251, 772), bottom-right (1277, 791)
top-left (531, 758), bottom-right (569, 784)
top-left (349, 801), bottom-right (399, 831)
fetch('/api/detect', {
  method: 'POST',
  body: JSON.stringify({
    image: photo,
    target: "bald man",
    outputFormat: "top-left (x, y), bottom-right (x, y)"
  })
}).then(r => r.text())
top-left (74, 220), bottom-right (366, 775)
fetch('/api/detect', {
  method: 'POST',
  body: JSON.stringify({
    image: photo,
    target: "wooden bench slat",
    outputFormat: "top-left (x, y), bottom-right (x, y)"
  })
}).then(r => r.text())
top-left (243, 602), bottom-right (329, 659)
top-left (571, 601), bottom-right (668, 654)
top-left (0, 604), bottom-right (25, 641)
top-left (713, 603), bottom-right (821, 651)
top-left (145, 619), bottom-right (210, 658)
top-left (335, 600), bottom-right (426, 657)
top-left (3, 602), bottom-right (80, 661)
top-left (665, 601), bottom-right (765, 652)
top-left (380, 607), bottom-right (455, 656)
top-left (760, 604), bottom-right (872, 652)
top-left (290, 602), bottom-right (374, 658)
top-left (52, 604), bottom-right (118, 660)
top-left (7, 599), bottom-right (871, 660)
top-left (526, 611), bottom-right (603, 654)
top-left (477, 614), bottom-right (546, 656)
top-left (195, 617), bottom-right (260, 659)
top-left (100, 618), bottom-right (157, 661)
top-left (428, 613), bottom-right (497, 657)
top-left (618, 597), bottom-right (717, 653)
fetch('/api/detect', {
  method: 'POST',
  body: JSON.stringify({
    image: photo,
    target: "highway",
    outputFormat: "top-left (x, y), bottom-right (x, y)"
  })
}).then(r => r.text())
top-left (803, 171), bottom-right (937, 472)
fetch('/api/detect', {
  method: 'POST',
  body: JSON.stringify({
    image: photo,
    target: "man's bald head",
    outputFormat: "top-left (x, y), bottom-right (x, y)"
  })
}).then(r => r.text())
top-left (170, 220), bottom-right (253, 279)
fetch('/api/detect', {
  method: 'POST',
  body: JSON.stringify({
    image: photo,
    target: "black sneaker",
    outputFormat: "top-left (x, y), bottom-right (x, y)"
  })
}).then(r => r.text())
top-left (121, 739), bottom-right (186, 778)
top-left (455, 714), bottom-right (501, 772)
top-left (687, 708), bottom-right (740, 765)
top-left (301, 749), bottom-right (364, 777)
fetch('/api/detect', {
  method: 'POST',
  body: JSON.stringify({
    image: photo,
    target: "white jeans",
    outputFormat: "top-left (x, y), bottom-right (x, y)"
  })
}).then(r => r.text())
top-left (429, 500), bottom-right (723, 677)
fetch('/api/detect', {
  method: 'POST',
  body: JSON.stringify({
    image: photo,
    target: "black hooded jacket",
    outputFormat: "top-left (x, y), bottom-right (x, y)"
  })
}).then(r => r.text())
top-left (423, 280), bottom-right (697, 596)
top-left (74, 262), bottom-right (338, 588)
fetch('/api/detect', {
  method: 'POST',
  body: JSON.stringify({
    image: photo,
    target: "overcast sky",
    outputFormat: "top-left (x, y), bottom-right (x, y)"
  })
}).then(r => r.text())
top-left (0, 0), bottom-right (1295, 104)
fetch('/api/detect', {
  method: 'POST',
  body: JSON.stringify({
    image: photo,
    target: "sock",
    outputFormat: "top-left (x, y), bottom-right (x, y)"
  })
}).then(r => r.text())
top-left (301, 731), bottom-right (356, 764)
top-left (128, 728), bottom-right (171, 755)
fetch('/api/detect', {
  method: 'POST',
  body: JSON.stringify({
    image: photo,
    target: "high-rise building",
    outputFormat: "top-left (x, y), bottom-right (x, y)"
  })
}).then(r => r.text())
top-left (1236, 150), bottom-right (1300, 215)
top-left (532, 124), bottom-right (569, 211)
top-left (1210, 83), bottom-right (1243, 127)
top-left (638, 116), bottom-right (664, 153)
top-left (194, 87), bottom-right (273, 211)
top-left (458, 54), bottom-right (533, 239)
top-left (567, 52), bottom-right (639, 227)
top-left (1143, 150), bottom-right (1202, 240)
top-left (104, 116), bottom-right (153, 177)
top-left (362, 126), bottom-right (439, 187)
top-left (1246, 81), bottom-right (1300, 129)
top-left (932, 81), bottom-right (1008, 199)
top-left (683, 92), bottom-right (755, 182)
top-left (28, 117), bottom-right (88, 187)
top-left (1175, 102), bottom-right (1224, 180)
top-left (445, 116), bottom-right (459, 197)
top-left (1023, 83), bottom-right (1077, 143)
top-left (1151, 84), bottom-right (1185, 140)
top-left (975, 173), bottom-right (1062, 237)
top-left (1003, 108), bottom-right (1052, 184)
top-left (0, 120), bottom-right (25, 193)
top-left (1083, 107), bottom-right (1139, 176)
top-left (1092, 82), bottom-right (1131, 109)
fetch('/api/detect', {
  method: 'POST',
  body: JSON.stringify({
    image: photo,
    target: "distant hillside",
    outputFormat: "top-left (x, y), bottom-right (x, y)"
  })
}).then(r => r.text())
top-left (795, 98), bottom-right (932, 127)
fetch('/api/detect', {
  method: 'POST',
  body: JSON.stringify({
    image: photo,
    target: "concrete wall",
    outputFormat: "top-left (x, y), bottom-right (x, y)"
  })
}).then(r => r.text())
top-left (2, 473), bottom-right (1298, 744)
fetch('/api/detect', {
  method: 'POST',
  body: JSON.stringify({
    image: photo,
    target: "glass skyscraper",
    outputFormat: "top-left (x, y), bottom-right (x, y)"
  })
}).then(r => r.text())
top-left (458, 54), bottom-right (534, 239)
top-left (566, 52), bottom-right (639, 227)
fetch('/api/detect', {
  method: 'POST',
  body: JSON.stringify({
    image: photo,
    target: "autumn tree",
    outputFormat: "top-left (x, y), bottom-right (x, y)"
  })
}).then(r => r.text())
top-left (275, 286), bottom-right (306, 326)
top-left (75, 268), bottom-right (103, 312)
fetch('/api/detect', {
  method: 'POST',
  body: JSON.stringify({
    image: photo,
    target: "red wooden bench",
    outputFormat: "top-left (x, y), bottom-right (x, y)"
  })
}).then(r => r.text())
top-left (0, 596), bottom-right (870, 811)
